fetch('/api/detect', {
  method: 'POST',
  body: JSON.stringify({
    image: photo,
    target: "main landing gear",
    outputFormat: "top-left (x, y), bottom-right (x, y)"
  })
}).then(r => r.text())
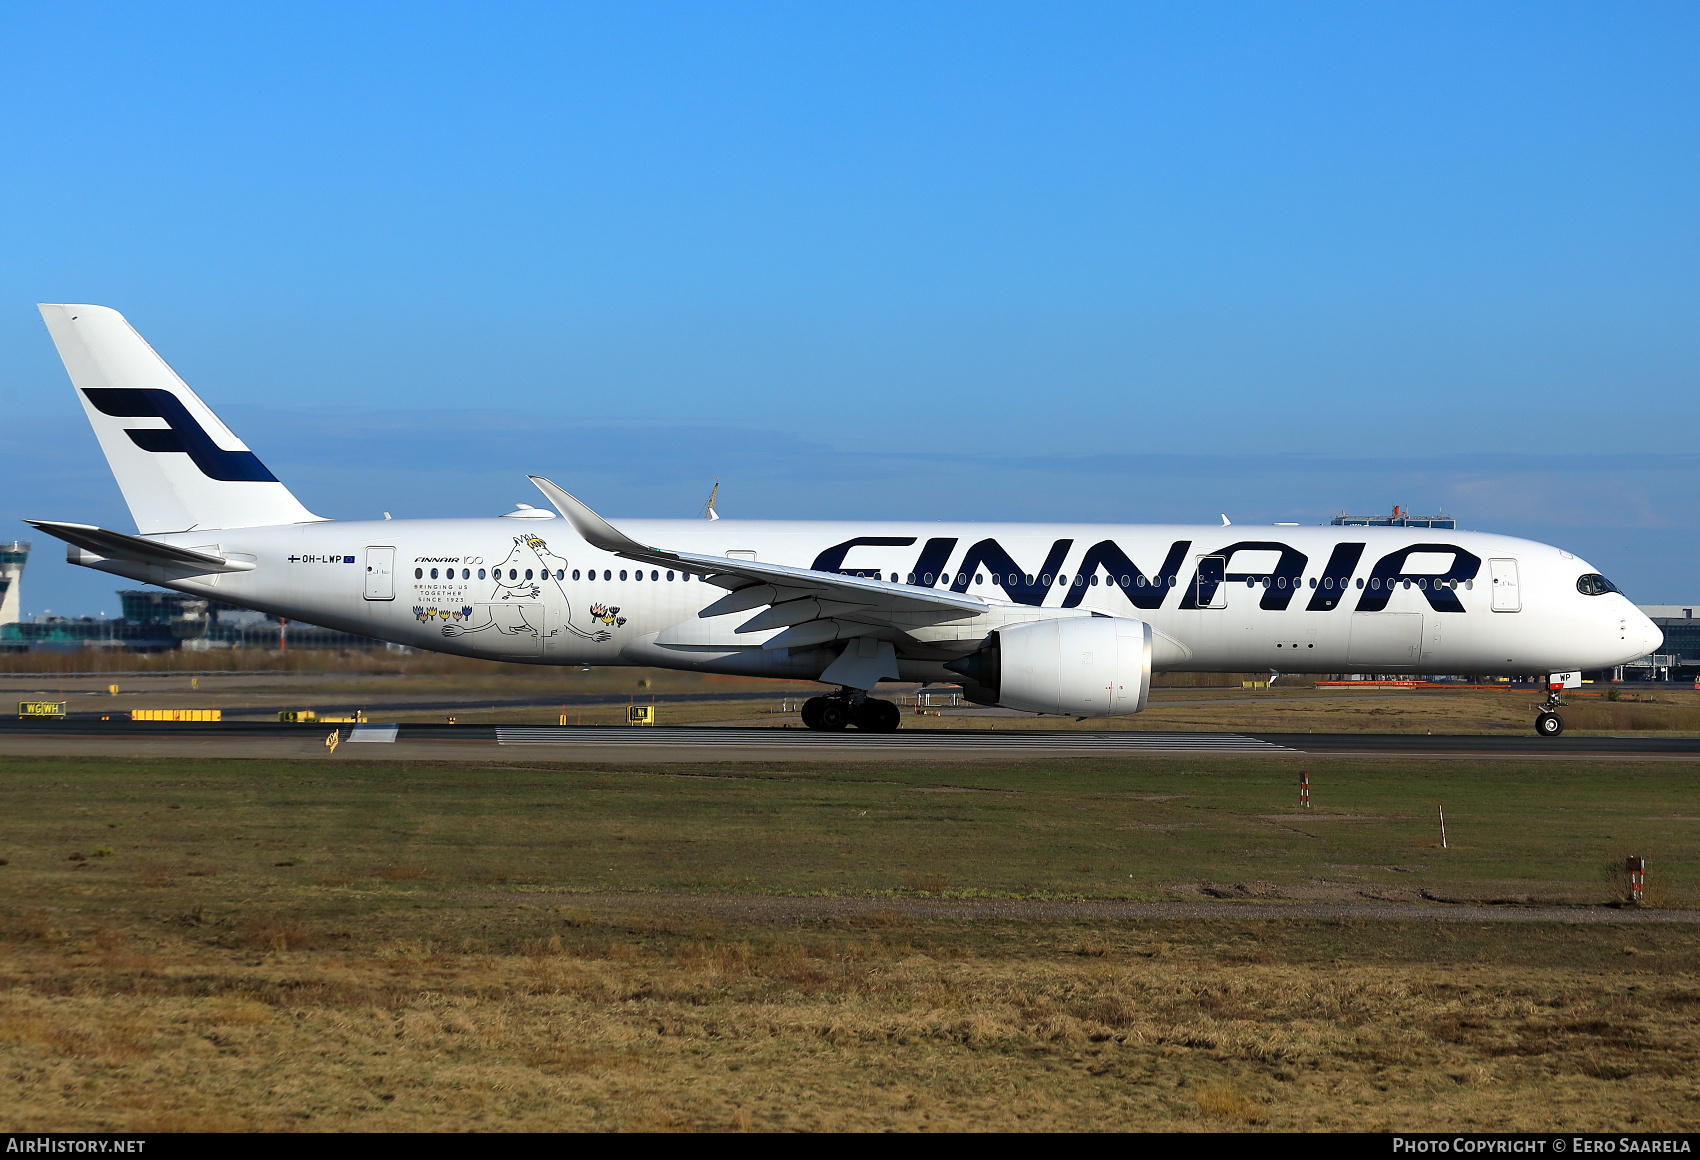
top-left (1535, 686), bottom-right (1565, 738)
top-left (801, 690), bottom-right (901, 733)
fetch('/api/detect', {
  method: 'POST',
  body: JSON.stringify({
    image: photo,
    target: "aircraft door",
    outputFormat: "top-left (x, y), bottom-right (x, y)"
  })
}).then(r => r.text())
top-left (364, 546), bottom-right (395, 601)
top-left (1489, 558), bottom-right (1521, 612)
top-left (1195, 556), bottom-right (1228, 609)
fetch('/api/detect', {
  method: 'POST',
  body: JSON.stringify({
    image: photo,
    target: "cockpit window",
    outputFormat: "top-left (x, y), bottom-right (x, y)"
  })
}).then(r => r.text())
top-left (1576, 573), bottom-right (1620, 596)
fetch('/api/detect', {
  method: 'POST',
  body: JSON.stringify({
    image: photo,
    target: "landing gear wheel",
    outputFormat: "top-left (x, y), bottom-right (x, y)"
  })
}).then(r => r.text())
top-left (1536, 711), bottom-right (1564, 738)
top-left (855, 699), bottom-right (901, 733)
top-left (801, 697), bottom-right (827, 730)
top-left (815, 700), bottom-right (849, 731)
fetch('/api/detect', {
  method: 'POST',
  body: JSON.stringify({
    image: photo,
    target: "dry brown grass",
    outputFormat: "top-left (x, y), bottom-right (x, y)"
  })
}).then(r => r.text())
top-left (1196, 1081), bottom-right (1267, 1124)
top-left (0, 907), bottom-right (1695, 1132)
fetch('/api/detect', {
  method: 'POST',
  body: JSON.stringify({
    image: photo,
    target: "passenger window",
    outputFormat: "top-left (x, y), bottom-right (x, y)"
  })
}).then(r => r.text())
top-left (635, 570), bottom-right (642, 581)
top-left (1308, 577), bottom-right (1316, 588)
top-left (620, 570), bottom-right (628, 581)
top-left (429, 568), bottom-right (438, 579)
top-left (1090, 575), bottom-right (1098, 586)
top-left (667, 571), bottom-right (674, 581)
top-left (924, 573), bottom-right (934, 584)
top-left (571, 570), bottom-right (579, 581)
top-left (907, 573), bottom-right (916, 584)
top-left (975, 573), bottom-right (984, 585)
top-left (651, 570), bottom-right (658, 581)
top-left (603, 569), bottom-right (611, 581)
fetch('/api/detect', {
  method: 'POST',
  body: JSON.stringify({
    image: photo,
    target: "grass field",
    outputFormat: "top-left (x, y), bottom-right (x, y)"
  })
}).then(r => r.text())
top-left (1, 753), bottom-right (1697, 1130)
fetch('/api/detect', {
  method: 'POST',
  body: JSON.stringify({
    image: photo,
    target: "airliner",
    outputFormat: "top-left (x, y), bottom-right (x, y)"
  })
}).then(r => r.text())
top-left (26, 305), bottom-right (1662, 736)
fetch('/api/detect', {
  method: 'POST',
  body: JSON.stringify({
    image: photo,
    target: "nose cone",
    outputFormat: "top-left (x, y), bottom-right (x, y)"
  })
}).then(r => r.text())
top-left (1638, 611), bottom-right (1664, 657)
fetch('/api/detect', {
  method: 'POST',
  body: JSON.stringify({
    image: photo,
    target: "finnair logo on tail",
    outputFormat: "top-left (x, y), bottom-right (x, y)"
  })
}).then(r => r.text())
top-left (82, 388), bottom-right (277, 483)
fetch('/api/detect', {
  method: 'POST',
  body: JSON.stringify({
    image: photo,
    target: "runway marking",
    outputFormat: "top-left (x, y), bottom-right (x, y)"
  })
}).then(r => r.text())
top-left (495, 726), bottom-right (1294, 752)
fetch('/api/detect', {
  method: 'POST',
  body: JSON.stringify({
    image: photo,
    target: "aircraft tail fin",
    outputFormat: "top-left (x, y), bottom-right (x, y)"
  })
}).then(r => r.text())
top-left (38, 304), bottom-right (324, 533)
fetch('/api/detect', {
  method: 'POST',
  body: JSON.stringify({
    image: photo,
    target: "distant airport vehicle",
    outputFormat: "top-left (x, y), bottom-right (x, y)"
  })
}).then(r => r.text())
top-left (27, 305), bottom-right (1662, 736)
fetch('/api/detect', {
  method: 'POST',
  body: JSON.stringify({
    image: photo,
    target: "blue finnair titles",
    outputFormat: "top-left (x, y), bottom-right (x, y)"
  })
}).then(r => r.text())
top-left (26, 303), bottom-right (1663, 736)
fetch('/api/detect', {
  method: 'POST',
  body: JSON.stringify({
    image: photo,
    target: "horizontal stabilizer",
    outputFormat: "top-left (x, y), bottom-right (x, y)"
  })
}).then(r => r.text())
top-left (25, 520), bottom-right (254, 573)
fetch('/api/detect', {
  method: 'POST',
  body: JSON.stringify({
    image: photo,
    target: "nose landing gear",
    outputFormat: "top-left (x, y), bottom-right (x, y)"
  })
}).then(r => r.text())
top-left (1535, 685), bottom-right (1565, 737)
top-left (801, 690), bottom-right (901, 733)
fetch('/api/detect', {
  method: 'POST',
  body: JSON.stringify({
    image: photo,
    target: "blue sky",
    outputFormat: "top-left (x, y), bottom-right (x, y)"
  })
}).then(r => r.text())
top-left (1, 3), bottom-right (1696, 615)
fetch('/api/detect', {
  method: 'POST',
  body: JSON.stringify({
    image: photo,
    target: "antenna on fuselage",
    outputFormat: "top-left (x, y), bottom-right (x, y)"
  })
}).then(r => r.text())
top-left (699, 478), bottom-right (721, 521)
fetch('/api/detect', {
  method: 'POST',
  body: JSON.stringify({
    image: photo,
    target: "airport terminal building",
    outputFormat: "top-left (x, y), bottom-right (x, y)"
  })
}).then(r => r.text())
top-left (1628, 605), bottom-right (1699, 680)
top-left (2, 590), bottom-right (379, 653)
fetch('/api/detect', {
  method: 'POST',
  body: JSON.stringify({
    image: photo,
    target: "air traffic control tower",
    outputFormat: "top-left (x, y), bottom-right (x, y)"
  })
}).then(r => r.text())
top-left (0, 541), bottom-right (28, 625)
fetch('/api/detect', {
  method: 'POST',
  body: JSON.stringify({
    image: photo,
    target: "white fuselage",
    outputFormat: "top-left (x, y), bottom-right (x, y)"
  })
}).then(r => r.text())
top-left (101, 516), bottom-right (1660, 684)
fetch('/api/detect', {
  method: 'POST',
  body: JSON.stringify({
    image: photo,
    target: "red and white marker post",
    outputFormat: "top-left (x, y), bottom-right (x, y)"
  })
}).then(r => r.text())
top-left (1628, 855), bottom-right (1646, 903)
top-left (1300, 771), bottom-right (1310, 809)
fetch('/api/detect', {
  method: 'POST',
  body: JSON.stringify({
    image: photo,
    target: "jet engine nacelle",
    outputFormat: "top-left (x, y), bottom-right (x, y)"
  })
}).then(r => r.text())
top-left (946, 616), bottom-right (1152, 717)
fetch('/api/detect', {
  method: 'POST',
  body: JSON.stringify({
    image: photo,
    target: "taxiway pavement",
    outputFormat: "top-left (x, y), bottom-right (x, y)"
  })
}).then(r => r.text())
top-left (4, 718), bottom-right (1698, 762)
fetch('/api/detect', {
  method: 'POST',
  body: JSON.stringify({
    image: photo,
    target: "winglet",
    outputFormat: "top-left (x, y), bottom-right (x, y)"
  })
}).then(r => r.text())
top-left (528, 476), bottom-right (654, 556)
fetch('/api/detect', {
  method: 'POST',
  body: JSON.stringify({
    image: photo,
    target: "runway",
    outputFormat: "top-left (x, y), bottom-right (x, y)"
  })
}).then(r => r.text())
top-left (493, 724), bottom-right (1294, 752)
top-left (4, 716), bottom-right (1700, 760)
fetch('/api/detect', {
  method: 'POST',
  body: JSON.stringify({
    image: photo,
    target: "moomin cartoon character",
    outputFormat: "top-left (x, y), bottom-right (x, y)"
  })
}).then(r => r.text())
top-left (440, 534), bottom-right (612, 644)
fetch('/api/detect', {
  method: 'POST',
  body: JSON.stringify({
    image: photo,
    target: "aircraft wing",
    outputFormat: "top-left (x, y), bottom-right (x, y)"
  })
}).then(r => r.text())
top-left (529, 476), bottom-right (988, 649)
